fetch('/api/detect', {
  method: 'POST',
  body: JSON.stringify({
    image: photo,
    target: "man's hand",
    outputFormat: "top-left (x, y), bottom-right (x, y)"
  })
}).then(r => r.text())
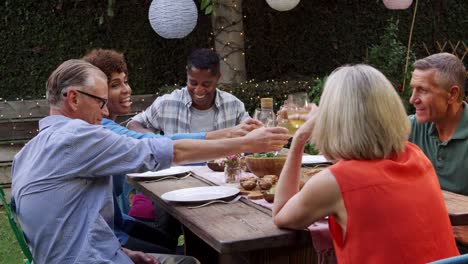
top-left (173, 125), bottom-right (288, 164)
top-left (229, 118), bottom-right (263, 138)
top-left (122, 247), bottom-right (160, 264)
top-left (205, 118), bottom-right (263, 139)
top-left (244, 126), bottom-right (290, 153)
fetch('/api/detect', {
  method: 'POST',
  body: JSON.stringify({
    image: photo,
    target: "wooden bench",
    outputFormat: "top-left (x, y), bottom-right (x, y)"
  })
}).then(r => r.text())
top-left (0, 95), bottom-right (156, 201)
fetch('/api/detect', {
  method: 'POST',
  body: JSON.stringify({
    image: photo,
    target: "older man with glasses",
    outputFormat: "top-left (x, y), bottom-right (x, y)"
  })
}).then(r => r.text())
top-left (66, 89), bottom-right (109, 109)
top-left (11, 59), bottom-right (289, 264)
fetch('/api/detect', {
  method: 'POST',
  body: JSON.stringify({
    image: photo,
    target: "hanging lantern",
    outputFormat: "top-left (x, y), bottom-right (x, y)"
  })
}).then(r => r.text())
top-left (148, 0), bottom-right (198, 39)
top-left (266, 0), bottom-right (300, 12)
top-left (383, 0), bottom-right (413, 10)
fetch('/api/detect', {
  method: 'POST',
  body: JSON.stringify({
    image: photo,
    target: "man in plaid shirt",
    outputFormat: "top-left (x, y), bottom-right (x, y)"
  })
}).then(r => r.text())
top-left (128, 48), bottom-right (256, 139)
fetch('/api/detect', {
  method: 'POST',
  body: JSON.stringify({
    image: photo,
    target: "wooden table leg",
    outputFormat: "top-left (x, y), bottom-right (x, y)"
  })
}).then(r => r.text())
top-left (245, 246), bottom-right (318, 264)
top-left (183, 226), bottom-right (318, 264)
top-left (453, 225), bottom-right (468, 254)
top-left (183, 226), bottom-right (218, 263)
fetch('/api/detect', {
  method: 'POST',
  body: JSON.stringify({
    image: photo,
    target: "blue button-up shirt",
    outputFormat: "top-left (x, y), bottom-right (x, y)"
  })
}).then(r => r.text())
top-left (11, 115), bottom-right (173, 263)
top-left (101, 117), bottom-right (205, 244)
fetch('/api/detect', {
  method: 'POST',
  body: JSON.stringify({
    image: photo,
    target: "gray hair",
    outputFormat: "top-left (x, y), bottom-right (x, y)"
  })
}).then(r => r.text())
top-left (414, 53), bottom-right (466, 102)
top-left (46, 59), bottom-right (107, 107)
top-left (312, 64), bottom-right (410, 161)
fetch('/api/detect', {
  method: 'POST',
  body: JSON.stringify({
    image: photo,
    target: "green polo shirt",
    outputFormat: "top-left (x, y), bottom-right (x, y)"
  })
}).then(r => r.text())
top-left (408, 102), bottom-right (468, 195)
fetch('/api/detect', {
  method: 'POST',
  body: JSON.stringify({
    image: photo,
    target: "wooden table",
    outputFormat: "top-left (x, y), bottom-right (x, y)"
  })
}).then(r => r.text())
top-left (132, 171), bottom-right (468, 263)
top-left (442, 190), bottom-right (468, 226)
top-left (441, 190), bottom-right (468, 247)
top-left (131, 174), bottom-right (317, 264)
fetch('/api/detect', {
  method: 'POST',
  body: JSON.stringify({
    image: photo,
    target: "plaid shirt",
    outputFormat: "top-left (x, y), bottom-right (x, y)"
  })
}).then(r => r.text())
top-left (131, 87), bottom-right (249, 135)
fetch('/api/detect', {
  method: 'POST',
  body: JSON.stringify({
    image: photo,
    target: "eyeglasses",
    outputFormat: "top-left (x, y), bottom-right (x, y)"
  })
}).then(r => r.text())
top-left (63, 90), bottom-right (108, 109)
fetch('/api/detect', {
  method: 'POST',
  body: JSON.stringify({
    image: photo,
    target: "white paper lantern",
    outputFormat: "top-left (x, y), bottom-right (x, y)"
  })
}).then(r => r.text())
top-left (148, 0), bottom-right (198, 39)
top-left (383, 0), bottom-right (413, 10)
top-left (266, 0), bottom-right (300, 12)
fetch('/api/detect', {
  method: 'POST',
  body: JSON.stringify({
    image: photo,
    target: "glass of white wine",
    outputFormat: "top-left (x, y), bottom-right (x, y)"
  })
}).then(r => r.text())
top-left (285, 92), bottom-right (310, 136)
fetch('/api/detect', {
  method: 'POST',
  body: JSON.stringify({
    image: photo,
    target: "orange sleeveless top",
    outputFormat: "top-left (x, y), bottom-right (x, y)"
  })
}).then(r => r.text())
top-left (328, 142), bottom-right (459, 263)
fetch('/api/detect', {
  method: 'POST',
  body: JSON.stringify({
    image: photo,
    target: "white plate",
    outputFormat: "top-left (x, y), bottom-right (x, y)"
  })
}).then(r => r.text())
top-left (302, 155), bottom-right (329, 165)
top-left (127, 166), bottom-right (191, 178)
top-left (161, 186), bottom-right (240, 203)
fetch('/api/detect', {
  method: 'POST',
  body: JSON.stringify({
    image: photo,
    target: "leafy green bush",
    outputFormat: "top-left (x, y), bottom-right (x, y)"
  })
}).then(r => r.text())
top-left (367, 18), bottom-right (415, 113)
top-left (307, 76), bottom-right (327, 105)
top-left (1, 1), bottom-right (465, 100)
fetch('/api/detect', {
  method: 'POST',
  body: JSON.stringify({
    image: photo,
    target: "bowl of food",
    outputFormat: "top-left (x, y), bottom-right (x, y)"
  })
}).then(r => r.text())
top-left (207, 160), bottom-right (225, 172)
top-left (262, 187), bottom-right (275, 203)
top-left (245, 153), bottom-right (287, 177)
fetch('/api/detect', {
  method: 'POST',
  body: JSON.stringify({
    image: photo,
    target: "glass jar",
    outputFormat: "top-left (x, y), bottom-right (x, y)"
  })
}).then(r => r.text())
top-left (224, 164), bottom-right (241, 183)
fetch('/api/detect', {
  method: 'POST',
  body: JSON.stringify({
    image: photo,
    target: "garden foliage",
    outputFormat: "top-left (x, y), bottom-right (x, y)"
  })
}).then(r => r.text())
top-left (0, 0), bottom-right (465, 101)
top-left (368, 18), bottom-right (416, 113)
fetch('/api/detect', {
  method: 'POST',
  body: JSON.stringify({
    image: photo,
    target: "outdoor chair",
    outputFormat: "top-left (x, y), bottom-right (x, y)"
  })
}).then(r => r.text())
top-left (0, 185), bottom-right (33, 264)
top-left (429, 254), bottom-right (468, 264)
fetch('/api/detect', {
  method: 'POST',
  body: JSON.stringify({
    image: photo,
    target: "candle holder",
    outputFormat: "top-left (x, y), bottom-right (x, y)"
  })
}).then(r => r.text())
top-left (223, 154), bottom-right (242, 183)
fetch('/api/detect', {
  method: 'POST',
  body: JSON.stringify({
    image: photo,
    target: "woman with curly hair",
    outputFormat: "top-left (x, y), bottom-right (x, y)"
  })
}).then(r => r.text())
top-left (83, 49), bottom-right (197, 263)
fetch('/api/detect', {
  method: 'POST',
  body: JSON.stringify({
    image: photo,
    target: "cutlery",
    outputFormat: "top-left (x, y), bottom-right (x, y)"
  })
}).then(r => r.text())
top-left (142, 173), bottom-right (192, 183)
top-left (187, 195), bottom-right (242, 209)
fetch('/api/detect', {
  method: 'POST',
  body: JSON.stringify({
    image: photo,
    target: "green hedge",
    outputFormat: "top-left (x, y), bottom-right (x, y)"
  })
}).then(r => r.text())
top-left (0, 0), bottom-right (465, 100)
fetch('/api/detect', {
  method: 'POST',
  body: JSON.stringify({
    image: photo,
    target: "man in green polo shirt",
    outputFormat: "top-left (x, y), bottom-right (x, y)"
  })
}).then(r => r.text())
top-left (408, 53), bottom-right (467, 196)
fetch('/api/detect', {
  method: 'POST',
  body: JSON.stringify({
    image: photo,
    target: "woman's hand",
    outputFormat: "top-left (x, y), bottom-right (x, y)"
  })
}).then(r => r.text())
top-left (291, 103), bottom-right (319, 145)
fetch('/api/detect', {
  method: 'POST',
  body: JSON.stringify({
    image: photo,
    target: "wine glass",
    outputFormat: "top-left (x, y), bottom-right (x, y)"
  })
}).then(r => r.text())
top-left (287, 92), bottom-right (310, 108)
top-left (285, 92), bottom-right (310, 135)
top-left (253, 108), bottom-right (282, 153)
top-left (253, 108), bottom-right (276, 127)
top-left (276, 107), bottom-right (293, 136)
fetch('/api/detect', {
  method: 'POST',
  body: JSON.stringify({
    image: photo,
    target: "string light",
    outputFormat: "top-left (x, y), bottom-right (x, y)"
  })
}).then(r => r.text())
top-left (209, 1), bottom-right (246, 83)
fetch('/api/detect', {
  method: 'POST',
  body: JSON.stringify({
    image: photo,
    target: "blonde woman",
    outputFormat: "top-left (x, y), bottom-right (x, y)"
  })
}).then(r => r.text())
top-left (273, 65), bottom-right (459, 263)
